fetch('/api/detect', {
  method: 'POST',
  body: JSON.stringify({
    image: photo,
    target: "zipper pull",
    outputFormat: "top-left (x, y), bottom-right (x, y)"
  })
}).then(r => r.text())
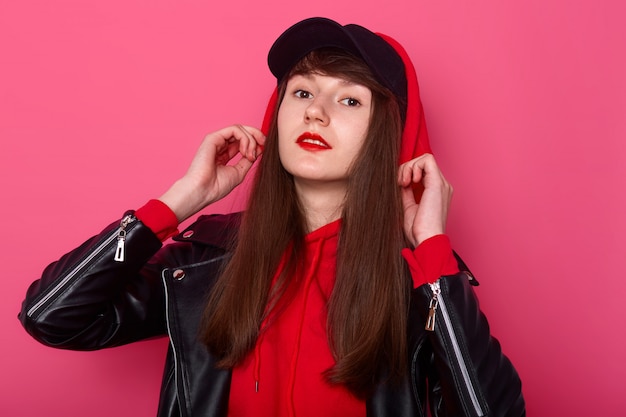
top-left (425, 281), bottom-right (441, 331)
top-left (426, 298), bottom-right (438, 331)
top-left (114, 215), bottom-right (134, 262)
top-left (114, 230), bottom-right (126, 262)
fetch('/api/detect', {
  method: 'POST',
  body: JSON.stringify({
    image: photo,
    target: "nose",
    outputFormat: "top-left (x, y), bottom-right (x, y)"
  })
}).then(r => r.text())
top-left (304, 97), bottom-right (329, 126)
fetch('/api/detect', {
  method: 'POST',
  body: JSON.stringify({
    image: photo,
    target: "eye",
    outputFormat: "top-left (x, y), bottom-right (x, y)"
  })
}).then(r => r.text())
top-left (340, 97), bottom-right (361, 107)
top-left (294, 89), bottom-right (312, 99)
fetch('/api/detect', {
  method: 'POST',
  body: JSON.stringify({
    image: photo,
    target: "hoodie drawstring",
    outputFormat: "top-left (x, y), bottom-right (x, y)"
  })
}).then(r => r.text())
top-left (253, 251), bottom-right (290, 392)
top-left (286, 238), bottom-right (325, 417)
top-left (251, 236), bottom-right (326, 417)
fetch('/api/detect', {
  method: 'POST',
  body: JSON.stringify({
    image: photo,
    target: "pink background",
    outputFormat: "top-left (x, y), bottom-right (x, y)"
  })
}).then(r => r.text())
top-left (2, 0), bottom-right (625, 415)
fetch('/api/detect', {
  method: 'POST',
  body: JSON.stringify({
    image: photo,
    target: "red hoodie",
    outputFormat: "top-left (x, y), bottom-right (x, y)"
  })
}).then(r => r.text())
top-left (228, 220), bottom-right (364, 416)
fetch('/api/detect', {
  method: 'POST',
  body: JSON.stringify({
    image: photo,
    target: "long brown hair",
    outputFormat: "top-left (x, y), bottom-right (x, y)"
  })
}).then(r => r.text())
top-left (200, 48), bottom-right (409, 397)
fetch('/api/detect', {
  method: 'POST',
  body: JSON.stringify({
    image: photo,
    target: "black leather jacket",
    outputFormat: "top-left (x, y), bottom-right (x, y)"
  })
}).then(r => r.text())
top-left (19, 212), bottom-right (525, 417)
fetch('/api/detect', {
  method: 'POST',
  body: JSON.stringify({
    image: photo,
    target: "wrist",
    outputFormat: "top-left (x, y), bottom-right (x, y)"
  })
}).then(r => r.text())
top-left (158, 179), bottom-right (207, 222)
top-left (414, 227), bottom-right (444, 247)
top-left (417, 234), bottom-right (440, 247)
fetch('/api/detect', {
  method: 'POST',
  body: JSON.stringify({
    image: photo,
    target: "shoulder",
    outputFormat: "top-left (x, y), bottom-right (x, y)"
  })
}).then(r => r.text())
top-left (172, 212), bottom-right (242, 250)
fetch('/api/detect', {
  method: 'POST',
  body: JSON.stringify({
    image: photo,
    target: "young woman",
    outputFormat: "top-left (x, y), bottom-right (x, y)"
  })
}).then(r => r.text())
top-left (20, 17), bottom-right (525, 417)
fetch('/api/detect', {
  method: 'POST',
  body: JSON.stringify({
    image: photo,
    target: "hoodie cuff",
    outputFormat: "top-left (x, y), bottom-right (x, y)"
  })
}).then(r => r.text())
top-left (135, 199), bottom-right (180, 241)
top-left (402, 235), bottom-right (459, 288)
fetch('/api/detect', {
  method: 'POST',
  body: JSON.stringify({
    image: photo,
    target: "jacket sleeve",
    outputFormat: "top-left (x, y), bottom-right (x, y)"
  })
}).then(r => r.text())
top-left (416, 271), bottom-right (526, 417)
top-left (18, 212), bottom-right (170, 350)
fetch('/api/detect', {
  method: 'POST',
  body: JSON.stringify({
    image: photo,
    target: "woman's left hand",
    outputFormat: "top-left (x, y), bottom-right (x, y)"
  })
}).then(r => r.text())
top-left (398, 153), bottom-right (453, 247)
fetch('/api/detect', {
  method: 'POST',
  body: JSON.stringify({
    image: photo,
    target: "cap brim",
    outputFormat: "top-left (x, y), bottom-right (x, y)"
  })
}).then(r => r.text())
top-left (268, 18), bottom-right (363, 81)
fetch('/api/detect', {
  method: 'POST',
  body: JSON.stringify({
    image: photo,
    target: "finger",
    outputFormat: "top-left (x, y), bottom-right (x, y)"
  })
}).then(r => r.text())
top-left (235, 125), bottom-right (266, 161)
top-left (400, 182), bottom-right (417, 211)
top-left (227, 125), bottom-right (249, 160)
top-left (245, 126), bottom-right (266, 157)
top-left (214, 125), bottom-right (253, 164)
top-left (398, 159), bottom-right (424, 187)
top-left (411, 162), bottom-right (425, 184)
top-left (412, 154), bottom-right (446, 188)
top-left (230, 153), bottom-right (255, 182)
top-left (397, 162), bottom-right (413, 186)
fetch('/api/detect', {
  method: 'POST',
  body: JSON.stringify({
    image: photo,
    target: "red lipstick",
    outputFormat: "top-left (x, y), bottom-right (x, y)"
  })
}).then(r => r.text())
top-left (296, 132), bottom-right (331, 151)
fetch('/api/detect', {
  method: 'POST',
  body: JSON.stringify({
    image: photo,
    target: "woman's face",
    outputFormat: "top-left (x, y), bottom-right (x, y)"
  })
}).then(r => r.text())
top-left (277, 72), bottom-right (372, 188)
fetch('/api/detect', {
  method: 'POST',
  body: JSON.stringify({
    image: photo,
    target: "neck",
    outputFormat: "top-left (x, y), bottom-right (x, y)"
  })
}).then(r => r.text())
top-left (294, 179), bottom-right (347, 232)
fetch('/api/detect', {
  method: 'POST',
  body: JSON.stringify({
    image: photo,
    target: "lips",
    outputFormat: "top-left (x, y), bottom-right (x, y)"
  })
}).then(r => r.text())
top-left (296, 132), bottom-right (331, 151)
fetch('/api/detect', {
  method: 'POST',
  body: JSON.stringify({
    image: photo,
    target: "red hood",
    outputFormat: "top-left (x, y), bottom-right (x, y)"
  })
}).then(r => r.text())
top-left (377, 33), bottom-right (432, 163)
top-left (261, 33), bottom-right (431, 165)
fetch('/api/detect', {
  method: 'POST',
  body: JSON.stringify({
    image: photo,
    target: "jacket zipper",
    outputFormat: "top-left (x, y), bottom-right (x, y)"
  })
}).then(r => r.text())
top-left (427, 280), bottom-right (485, 417)
top-left (161, 270), bottom-right (186, 417)
top-left (160, 254), bottom-right (230, 417)
top-left (27, 214), bottom-right (137, 319)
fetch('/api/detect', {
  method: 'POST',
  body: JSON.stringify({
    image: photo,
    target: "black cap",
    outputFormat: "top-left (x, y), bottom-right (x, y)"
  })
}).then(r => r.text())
top-left (268, 17), bottom-right (407, 104)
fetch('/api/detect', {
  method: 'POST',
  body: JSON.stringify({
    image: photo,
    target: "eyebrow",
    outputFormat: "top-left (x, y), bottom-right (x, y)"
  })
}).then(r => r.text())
top-left (338, 78), bottom-right (358, 86)
top-left (298, 73), bottom-right (360, 86)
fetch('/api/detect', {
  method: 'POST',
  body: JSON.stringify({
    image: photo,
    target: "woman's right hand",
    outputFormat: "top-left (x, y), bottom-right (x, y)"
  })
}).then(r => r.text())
top-left (158, 125), bottom-right (265, 222)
